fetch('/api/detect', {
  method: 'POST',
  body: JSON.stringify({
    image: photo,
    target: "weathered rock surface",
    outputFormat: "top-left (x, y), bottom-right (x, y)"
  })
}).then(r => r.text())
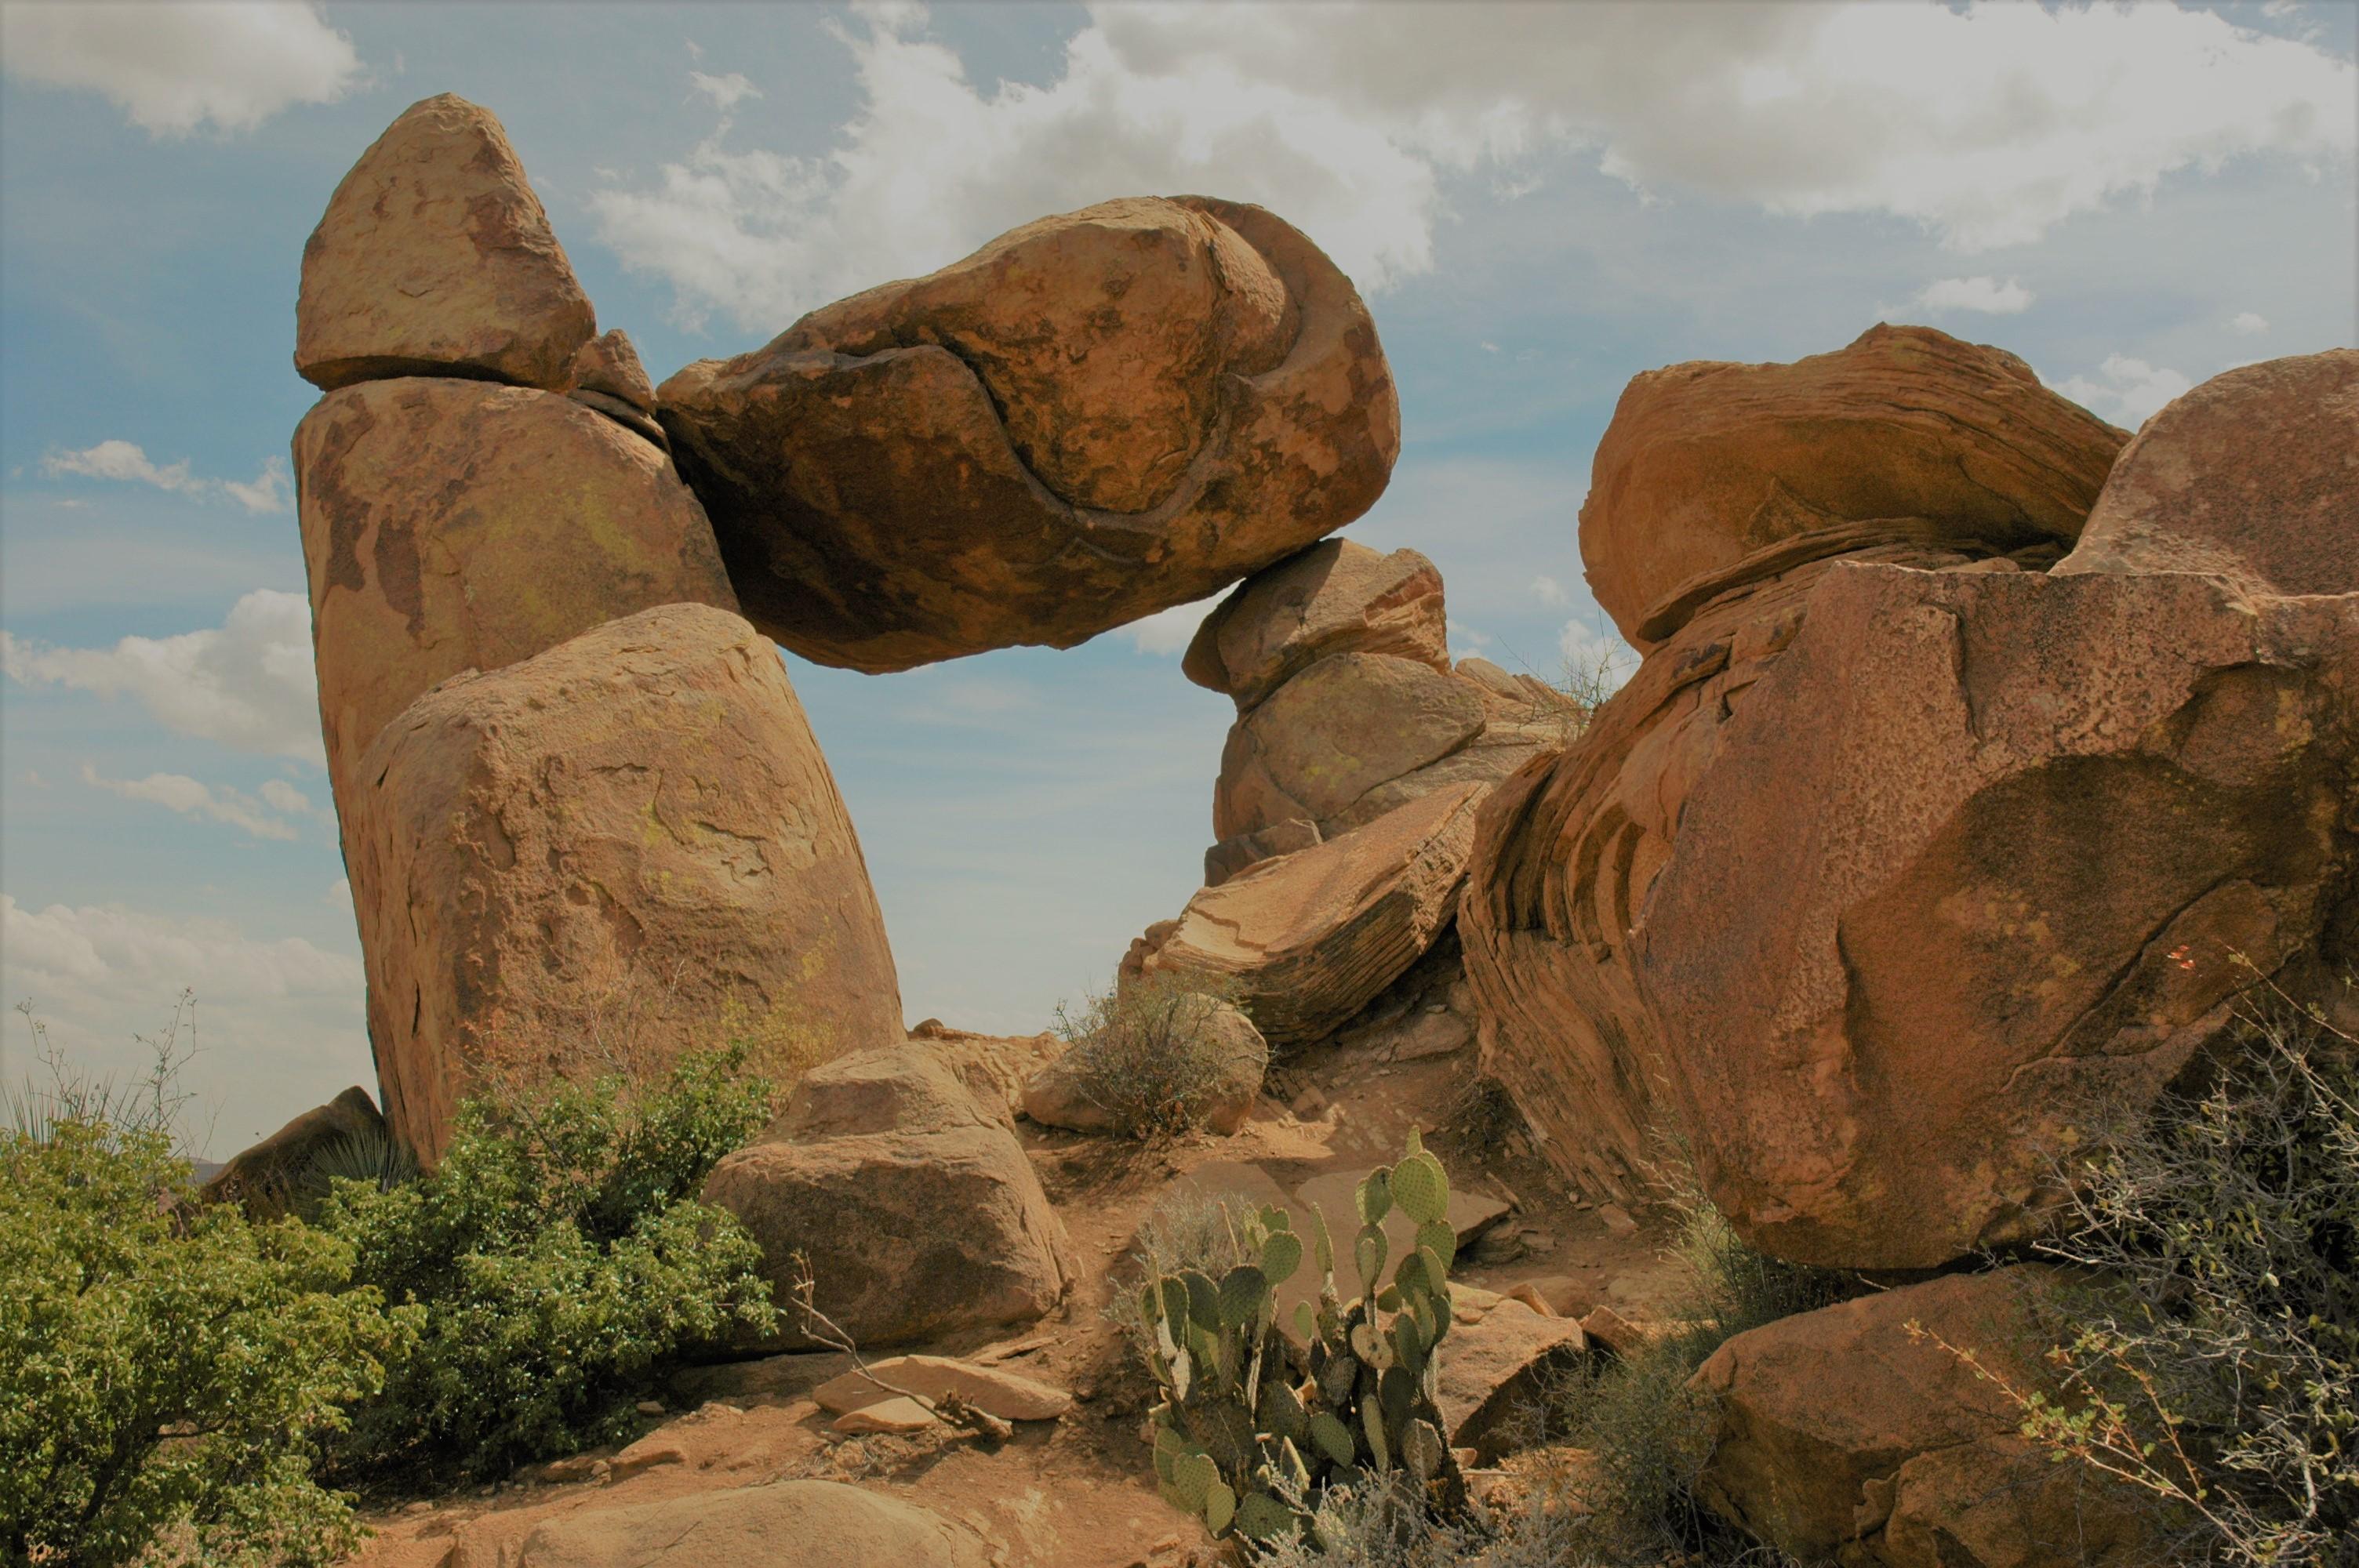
top-left (293, 377), bottom-right (736, 804)
top-left (1578, 324), bottom-right (2126, 645)
top-left (1136, 782), bottom-right (1485, 1047)
top-left (1205, 816), bottom-right (1321, 888)
top-left (2058, 347), bottom-right (2359, 597)
top-left (907, 1024), bottom-right (1062, 1129)
top-left (296, 93), bottom-right (594, 392)
top-left (1184, 539), bottom-right (1447, 707)
top-left (450, 1480), bottom-right (990, 1568)
top-left (1640, 564), bottom-right (2359, 1267)
top-left (347, 604), bottom-right (903, 1160)
top-left (199, 1086), bottom-right (386, 1217)
top-left (1433, 1299), bottom-right (1587, 1463)
top-left (1020, 996), bottom-right (1267, 1135)
top-left (660, 196), bottom-right (1399, 672)
top-left (812, 1355), bottom-right (1074, 1422)
top-left (703, 1047), bottom-right (1074, 1349)
top-left (1693, 1269), bottom-right (2170, 1566)
top-left (567, 328), bottom-right (668, 448)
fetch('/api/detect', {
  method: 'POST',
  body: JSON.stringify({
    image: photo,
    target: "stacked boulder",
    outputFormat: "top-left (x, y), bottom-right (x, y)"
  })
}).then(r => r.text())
top-left (292, 95), bottom-right (903, 1160)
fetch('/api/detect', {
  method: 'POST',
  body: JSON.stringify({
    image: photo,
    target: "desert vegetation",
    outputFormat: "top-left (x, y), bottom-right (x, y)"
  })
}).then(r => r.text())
top-left (1049, 973), bottom-right (1267, 1139)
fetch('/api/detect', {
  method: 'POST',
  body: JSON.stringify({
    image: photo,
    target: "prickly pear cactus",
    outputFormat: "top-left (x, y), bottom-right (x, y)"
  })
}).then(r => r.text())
top-left (1138, 1131), bottom-right (1468, 1546)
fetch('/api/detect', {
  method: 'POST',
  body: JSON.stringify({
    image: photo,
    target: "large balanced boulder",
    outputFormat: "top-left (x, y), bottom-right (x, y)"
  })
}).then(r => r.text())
top-left (1184, 539), bottom-right (1448, 707)
top-left (703, 1046), bottom-right (1074, 1349)
top-left (1578, 324), bottom-right (2126, 646)
top-left (1693, 1269), bottom-right (2170, 1566)
top-left (659, 196), bottom-right (1399, 672)
top-left (450, 1480), bottom-right (990, 1568)
top-left (1639, 563), bottom-right (2359, 1268)
top-left (293, 377), bottom-right (736, 804)
top-left (2058, 347), bottom-right (2359, 597)
top-left (295, 93), bottom-right (594, 392)
top-left (347, 604), bottom-right (903, 1161)
top-left (1135, 782), bottom-right (1485, 1047)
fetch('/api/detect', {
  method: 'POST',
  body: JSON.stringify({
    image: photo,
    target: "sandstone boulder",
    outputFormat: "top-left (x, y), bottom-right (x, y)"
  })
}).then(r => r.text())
top-left (1136, 782), bottom-right (1485, 1047)
top-left (1183, 539), bottom-right (1448, 707)
top-left (567, 328), bottom-right (667, 448)
top-left (2058, 347), bottom-right (2359, 597)
top-left (455, 1481), bottom-right (990, 1568)
top-left (1432, 1299), bottom-right (1587, 1463)
top-left (295, 93), bottom-right (594, 392)
top-left (1213, 653), bottom-right (1487, 841)
top-left (293, 377), bottom-right (736, 804)
top-left (1020, 996), bottom-right (1267, 1135)
top-left (199, 1086), bottom-right (387, 1217)
top-left (659, 196), bottom-right (1399, 672)
top-left (1639, 564), bottom-right (2359, 1267)
top-left (1578, 324), bottom-right (2126, 646)
top-left (347, 604), bottom-right (903, 1160)
top-left (703, 1047), bottom-right (1073, 1349)
top-left (1693, 1269), bottom-right (2171, 1566)
top-left (1205, 816), bottom-right (1321, 888)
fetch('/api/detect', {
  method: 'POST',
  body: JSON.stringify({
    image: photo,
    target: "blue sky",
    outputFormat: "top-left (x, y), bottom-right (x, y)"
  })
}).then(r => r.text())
top-left (2, 1), bottom-right (2352, 1153)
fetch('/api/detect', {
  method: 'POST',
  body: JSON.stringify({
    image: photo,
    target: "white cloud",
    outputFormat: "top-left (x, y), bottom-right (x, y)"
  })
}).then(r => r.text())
top-left (595, 3), bottom-right (2355, 329)
top-left (1121, 595), bottom-right (1219, 656)
top-left (689, 69), bottom-right (761, 112)
top-left (258, 779), bottom-right (312, 815)
top-left (2, 590), bottom-right (323, 764)
top-left (2231, 311), bottom-right (2270, 334)
top-left (1914, 275), bottom-right (2034, 314)
top-left (1531, 575), bottom-right (1570, 607)
top-left (39, 441), bottom-right (292, 513)
top-left (2053, 354), bottom-right (2196, 428)
top-left (2, 895), bottom-right (368, 1156)
top-left (0, 1), bottom-right (362, 137)
top-left (78, 764), bottom-right (300, 841)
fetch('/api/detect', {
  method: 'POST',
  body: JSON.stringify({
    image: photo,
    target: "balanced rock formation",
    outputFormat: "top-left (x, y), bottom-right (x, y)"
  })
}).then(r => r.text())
top-left (703, 1046), bottom-right (1074, 1349)
top-left (296, 93), bottom-right (594, 392)
top-left (293, 377), bottom-right (736, 803)
top-left (1184, 537), bottom-right (1447, 706)
top-left (1132, 782), bottom-right (1484, 1047)
top-left (1579, 323), bottom-right (2125, 647)
top-left (347, 604), bottom-right (903, 1160)
top-left (565, 328), bottom-right (668, 448)
top-left (1694, 1269), bottom-right (2169, 1566)
top-left (659, 196), bottom-right (1400, 672)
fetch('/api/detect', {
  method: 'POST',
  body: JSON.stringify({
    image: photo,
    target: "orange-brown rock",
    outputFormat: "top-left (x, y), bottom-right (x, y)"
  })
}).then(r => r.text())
top-left (1693, 1269), bottom-right (2171, 1566)
top-left (199, 1086), bottom-right (386, 1218)
top-left (703, 1047), bottom-right (1073, 1349)
top-left (1212, 653), bottom-right (1486, 841)
top-left (448, 1480), bottom-right (991, 1568)
top-left (2058, 348), bottom-right (2359, 597)
top-left (1020, 996), bottom-right (1267, 1135)
top-left (1578, 324), bottom-right (2126, 646)
top-left (347, 604), bottom-right (903, 1161)
top-left (1640, 564), bottom-right (2359, 1268)
top-left (295, 93), bottom-right (594, 393)
top-left (293, 377), bottom-right (736, 805)
top-left (1204, 816), bottom-right (1321, 888)
top-left (1136, 782), bottom-right (1483, 1047)
top-left (566, 328), bottom-right (668, 448)
top-left (659, 196), bottom-right (1399, 672)
top-left (1183, 539), bottom-right (1446, 706)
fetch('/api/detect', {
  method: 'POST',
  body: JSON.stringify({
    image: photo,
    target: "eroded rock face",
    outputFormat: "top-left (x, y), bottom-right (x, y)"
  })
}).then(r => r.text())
top-left (703, 1047), bottom-right (1074, 1349)
top-left (1639, 564), bottom-right (2359, 1268)
top-left (660, 196), bottom-right (1399, 672)
top-left (1578, 324), bottom-right (2126, 647)
top-left (296, 93), bottom-right (594, 392)
top-left (347, 604), bottom-right (903, 1161)
top-left (1184, 539), bottom-right (1447, 706)
top-left (293, 377), bottom-right (736, 805)
top-left (2058, 347), bottom-right (2359, 597)
top-left (1136, 782), bottom-right (1484, 1047)
top-left (1693, 1269), bottom-right (2171, 1566)
top-left (453, 1480), bottom-right (990, 1568)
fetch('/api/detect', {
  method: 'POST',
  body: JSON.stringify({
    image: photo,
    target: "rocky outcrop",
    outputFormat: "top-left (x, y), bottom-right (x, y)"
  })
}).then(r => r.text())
top-left (703, 1047), bottom-right (1074, 1349)
top-left (2057, 347), bottom-right (2358, 598)
top-left (451, 1481), bottom-right (990, 1568)
top-left (1184, 539), bottom-right (1447, 706)
top-left (293, 376), bottom-right (736, 804)
top-left (565, 328), bottom-right (667, 448)
top-left (1020, 996), bottom-right (1267, 1135)
top-left (659, 197), bottom-right (1400, 672)
top-left (199, 1086), bottom-right (387, 1218)
top-left (295, 94), bottom-right (594, 392)
top-left (1578, 323), bottom-right (2125, 648)
top-left (1693, 1269), bottom-right (2172, 1566)
top-left (347, 604), bottom-right (903, 1161)
top-left (1133, 782), bottom-right (1485, 1047)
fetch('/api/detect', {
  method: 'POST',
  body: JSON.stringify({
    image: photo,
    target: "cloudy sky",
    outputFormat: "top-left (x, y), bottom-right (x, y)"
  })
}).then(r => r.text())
top-left (2, 1), bottom-right (2351, 1152)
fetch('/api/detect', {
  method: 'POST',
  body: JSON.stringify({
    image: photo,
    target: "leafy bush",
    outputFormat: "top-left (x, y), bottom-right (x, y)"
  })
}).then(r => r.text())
top-left (1052, 972), bottom-right (1264, 1138)
top-left (1996, 982), bottom-right (2359, 1566)
top-left (1, 1016), bottom-right (409, 1568)
top-left (1107, 1184), bottom-right (1264, 1370)
top-left (318, 1047), bottom-right (780, 1482)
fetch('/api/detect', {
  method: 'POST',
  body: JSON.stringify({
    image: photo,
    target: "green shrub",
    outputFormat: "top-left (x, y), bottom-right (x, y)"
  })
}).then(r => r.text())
top-left (1052, 972), bottom-right (1263, 1138)
top-left (1, 1051), bottom-right (409, 1566)
top-left (318, 1048), bottom-right (779, 1483)
top-left (1107, 1184), bottom-right (1264, 1370)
